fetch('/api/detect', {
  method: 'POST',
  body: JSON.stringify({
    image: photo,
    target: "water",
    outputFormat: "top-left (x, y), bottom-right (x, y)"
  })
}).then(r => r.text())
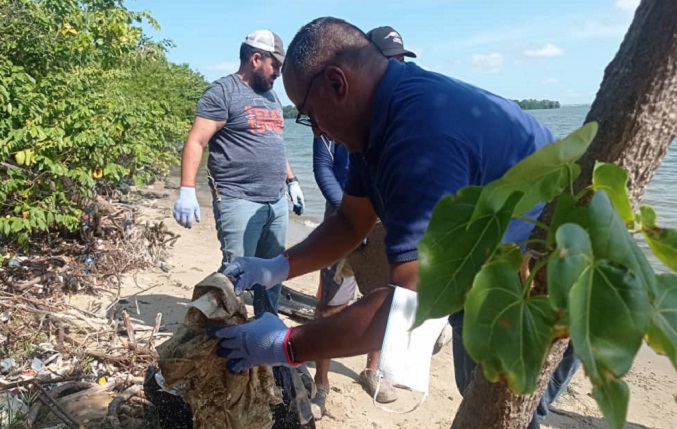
top-left (187, 105), bottom-right (675, 272)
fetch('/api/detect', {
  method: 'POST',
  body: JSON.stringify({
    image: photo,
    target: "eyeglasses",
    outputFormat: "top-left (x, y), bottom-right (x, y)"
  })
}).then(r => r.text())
top-left (295, 69), bottom-right (325, 127)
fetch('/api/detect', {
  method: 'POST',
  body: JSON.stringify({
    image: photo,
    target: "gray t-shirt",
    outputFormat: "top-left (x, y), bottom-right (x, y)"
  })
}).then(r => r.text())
top-left (197, 74), bottom-right (287, 202)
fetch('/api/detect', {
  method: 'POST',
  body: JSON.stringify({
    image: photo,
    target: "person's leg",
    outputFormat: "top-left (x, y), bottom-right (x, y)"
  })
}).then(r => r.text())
top-left (449, 312), bottom-right (476, 396)
top-left (212, 195), bottom-right (266, 273)
top-left (309, 260), bottom-right (356, 420)
top-left (529, 343), bottom-right (579, 428)
top-left (253, 195), bottom-right (288, 316)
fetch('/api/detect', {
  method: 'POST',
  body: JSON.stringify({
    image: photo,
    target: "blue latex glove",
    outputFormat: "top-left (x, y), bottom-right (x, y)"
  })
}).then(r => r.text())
top-left (287, 179), bottom-right (305, 216)
top-left (224, 254), bottom-right (289, 295)
top-left (173, 186), bottom-right (201, 228)
top-left (208, 312), bottom-right (292, 372)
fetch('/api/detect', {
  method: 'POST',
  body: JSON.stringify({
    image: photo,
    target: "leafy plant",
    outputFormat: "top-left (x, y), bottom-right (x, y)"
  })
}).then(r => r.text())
top-left (0, 0), bottom-right (207, 246)
top-left (416, 122), bottom-right (677, 429)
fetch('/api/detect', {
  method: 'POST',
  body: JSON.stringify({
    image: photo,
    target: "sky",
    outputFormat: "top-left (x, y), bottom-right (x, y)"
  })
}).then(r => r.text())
top-left (128, 0), bottom-right (641, 106)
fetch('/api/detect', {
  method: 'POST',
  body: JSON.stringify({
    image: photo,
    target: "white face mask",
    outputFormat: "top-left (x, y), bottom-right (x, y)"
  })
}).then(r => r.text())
top-left (375, 286), bottom-right (450, 413)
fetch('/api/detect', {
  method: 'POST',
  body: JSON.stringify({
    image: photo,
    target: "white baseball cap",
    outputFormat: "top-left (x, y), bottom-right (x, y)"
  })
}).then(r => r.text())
top-left (244, 30), bottom-right (285, 64)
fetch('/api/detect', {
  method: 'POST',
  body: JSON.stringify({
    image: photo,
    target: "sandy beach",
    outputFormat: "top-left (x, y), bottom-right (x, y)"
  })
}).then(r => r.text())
top-left (104, 183), bottom-right (677, 429)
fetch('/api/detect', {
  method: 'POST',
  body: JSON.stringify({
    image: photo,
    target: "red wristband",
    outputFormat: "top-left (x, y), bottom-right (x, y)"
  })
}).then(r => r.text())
top-left (282, 328), bottom-right (302, 366)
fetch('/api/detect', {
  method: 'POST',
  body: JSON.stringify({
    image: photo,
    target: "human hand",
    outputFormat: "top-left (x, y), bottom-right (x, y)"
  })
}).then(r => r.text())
top-left (208, 312), bottom-right (295, 372)
top-left (224, 254), bottom-right (289, 295)
top-left (173, 186), bottom-right (201, 228)
top-left (287, 179), bottom-right (305, 216)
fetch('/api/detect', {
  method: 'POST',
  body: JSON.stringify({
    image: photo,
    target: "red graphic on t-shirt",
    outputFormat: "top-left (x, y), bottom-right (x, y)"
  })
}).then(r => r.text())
top-left (245, 106), bottom-right (284, 135)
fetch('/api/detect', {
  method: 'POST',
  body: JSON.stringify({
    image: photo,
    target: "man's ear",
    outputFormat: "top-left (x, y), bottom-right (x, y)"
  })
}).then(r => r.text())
top-left (324, 66), bottom-right (348, 100)
top-left (250, 52), bottom-right (263, 68)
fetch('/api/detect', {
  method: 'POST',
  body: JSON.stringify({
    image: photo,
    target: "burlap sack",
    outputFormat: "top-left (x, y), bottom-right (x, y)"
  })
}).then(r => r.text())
top-left (156, 273), bottom-right (280, 429)
top-left (347, 222), bottom-right (390, 296)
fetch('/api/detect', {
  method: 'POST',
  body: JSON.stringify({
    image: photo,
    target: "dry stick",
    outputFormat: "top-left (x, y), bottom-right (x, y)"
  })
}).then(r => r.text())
top-left (0, 375), bottom-right (94, 392)
top-left (33, 382), bottom-right (85, 429)
top-left (148, 312), bottom-right (162, 349)
top-left (25, 381), bottom-right (93, 428)
top-left (58, 380), bottom-right (117, 403)
top-left (14, 265), bottom-right (69, 291)
top-left (122, 310), bottom-right (137, 350)
top-left (159, 235), bottom-right (180, 246)
top-left (107, 384), bottom-right (144, 428)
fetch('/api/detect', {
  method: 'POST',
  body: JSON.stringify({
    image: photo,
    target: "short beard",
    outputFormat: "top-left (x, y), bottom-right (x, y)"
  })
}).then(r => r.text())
top-left (251, 70), bottom-right (274, 93)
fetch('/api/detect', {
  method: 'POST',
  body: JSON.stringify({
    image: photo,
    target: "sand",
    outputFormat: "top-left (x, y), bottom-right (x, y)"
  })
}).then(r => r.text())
top-left (107, 184), bottom-right (677, 429)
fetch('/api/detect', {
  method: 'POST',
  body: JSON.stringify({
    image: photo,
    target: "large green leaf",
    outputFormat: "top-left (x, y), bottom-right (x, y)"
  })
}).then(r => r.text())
top-left (545, 193), bottom-right (590, 247)
top-left (463, 261), bottom-right (556, 394)
top-left (415, 187), bottom-right (521, 327)
top-left (569, 259), bottom-right (648, 429)
top-left (588, 191), bottom-right (656, 293)
top-left (547, 223), bottom-right (593, 320)
top-left (593, 379), bottom-right (630, 429)
top-left (637, 205), bottom-right (677, 273)
top-left (645, 273), bottom-right (677, 369)
top-left (592, 162), bottom-right (634, 227)
top-left (569, 259), bottom-right (649, 382)
top-left (471, 122), bottom-right (598, 222)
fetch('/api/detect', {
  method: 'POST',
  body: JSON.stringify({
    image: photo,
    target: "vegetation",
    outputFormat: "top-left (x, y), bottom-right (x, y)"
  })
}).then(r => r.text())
top-left (0, 0), bottom-right (207, 249)
top-left (282, 104), bottom-right (298, 119)
top-left (512, 99), bottom-right (560, 110)
top-left (415, 122), bottom-right (677, 429)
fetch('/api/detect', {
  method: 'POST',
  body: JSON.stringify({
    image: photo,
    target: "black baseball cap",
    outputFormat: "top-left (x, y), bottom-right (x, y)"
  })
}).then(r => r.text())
top-left (366, 26), bottom-right (416, 58)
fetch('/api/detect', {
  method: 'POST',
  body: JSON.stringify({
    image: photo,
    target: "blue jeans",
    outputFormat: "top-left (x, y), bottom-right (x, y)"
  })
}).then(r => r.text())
top-left (449, 312), bottom-right (579, 429)
top-left (212, 193), bottom-right (288, 317)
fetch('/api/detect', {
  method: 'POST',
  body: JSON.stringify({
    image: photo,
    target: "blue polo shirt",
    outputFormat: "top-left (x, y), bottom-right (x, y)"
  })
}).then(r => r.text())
top-left (344, 60), bottom-right (555, 264)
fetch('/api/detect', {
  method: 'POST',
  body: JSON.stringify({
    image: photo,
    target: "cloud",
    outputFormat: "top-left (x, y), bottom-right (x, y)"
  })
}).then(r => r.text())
top-left (615, 0), bottom-right (640, 12)
top-left (471, 53), bottom-right (504, 74)
top-left (524, 44), bottom-right (564, 58)
top-left (202, 61), bottom-right (239, 74)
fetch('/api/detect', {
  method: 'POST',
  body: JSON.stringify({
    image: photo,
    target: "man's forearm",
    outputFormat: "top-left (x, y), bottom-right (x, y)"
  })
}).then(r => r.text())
top-left (286, 160), bottom-right (296, 180)
top-left (180, 139), bottom-right (205, 187)
top-left (290, 286), bottom-right (394, 362)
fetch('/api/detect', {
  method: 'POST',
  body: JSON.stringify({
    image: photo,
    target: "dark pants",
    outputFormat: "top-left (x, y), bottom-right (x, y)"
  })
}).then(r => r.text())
top-left (449, 312), bottom-right (579, 429)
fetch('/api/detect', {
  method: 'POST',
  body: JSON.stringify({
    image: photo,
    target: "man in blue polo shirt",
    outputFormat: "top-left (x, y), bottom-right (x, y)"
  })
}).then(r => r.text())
top-left (210, 17), bottom-right (578, 428)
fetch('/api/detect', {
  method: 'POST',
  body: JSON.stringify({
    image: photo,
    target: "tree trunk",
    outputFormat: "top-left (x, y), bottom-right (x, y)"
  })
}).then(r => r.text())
top-left (451, 0), bottom-right (677, 428)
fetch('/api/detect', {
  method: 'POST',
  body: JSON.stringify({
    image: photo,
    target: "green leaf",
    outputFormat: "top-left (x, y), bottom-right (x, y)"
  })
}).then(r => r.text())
top-left (488, 242), bottom-right (523, 271)
top-left (589, 191), bottom-right (655, 293)
top-left (546, 193), bottom-right (590, 247)
top-left (547, 223), bottom-right (593, 319)
top-left (593, 378), bottom-right (629, 429)
top-left (636, 205), bottom-right (656, 228)
top-left (592, 162), bottom-right (634, 227)
top-left (570, 259), bottom-right (649, 382)
top-left (471, 122), bottom-right (598, 222)
top-left (463, 260), bottom-right (556, 393)
top-left (645, 273), bottom-right (677, 369)
top-left (637, 206), bottom-right (677, 273)
top-left (568, 256), bottom-right (648, 429)
top-left (416, 187), bottom-right (521, 327)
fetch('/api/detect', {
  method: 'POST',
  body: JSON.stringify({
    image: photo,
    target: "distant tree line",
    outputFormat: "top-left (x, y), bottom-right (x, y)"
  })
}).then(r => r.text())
top-left (282, 105), bottom-right (299, 119)
top-left (512, 99), bottom-right (561, 110)
top-left (282, 99), bottom-right (560, 119)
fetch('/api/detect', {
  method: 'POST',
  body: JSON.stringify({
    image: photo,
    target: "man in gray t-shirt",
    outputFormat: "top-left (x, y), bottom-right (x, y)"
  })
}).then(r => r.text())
top-left (173, 30), bottom-right (305, 316)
